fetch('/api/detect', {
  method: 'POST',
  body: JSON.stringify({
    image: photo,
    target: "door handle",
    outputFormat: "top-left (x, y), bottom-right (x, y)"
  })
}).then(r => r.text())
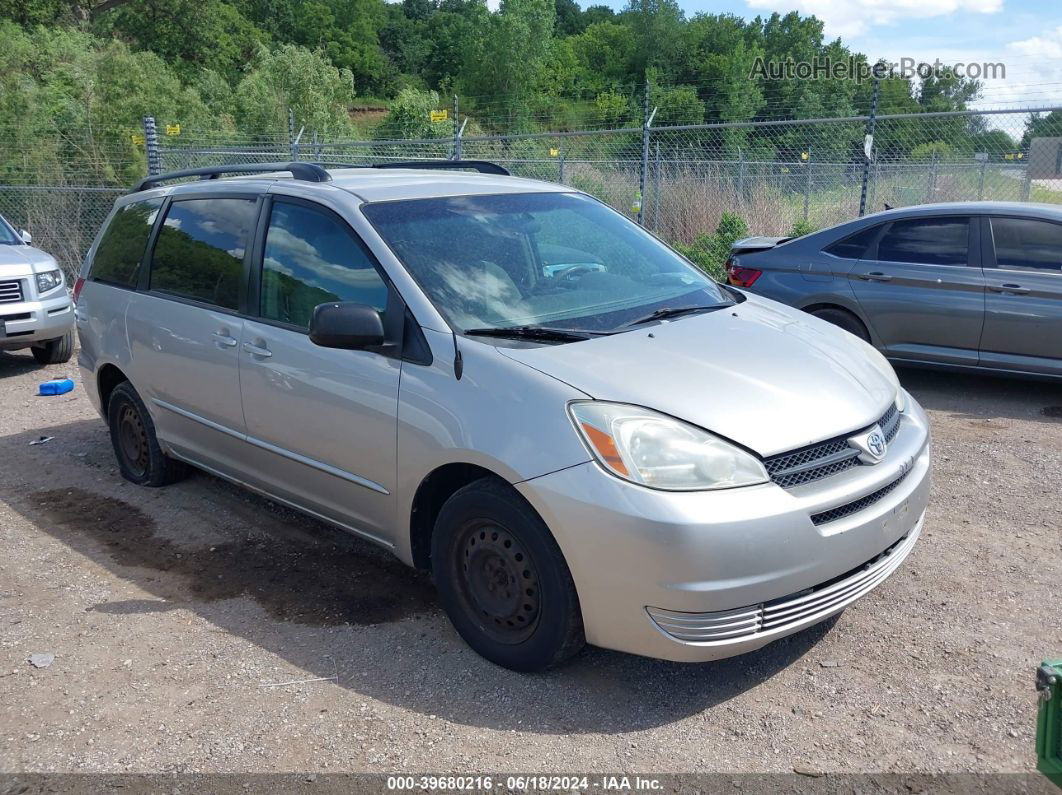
top-left (242, 341), bottom-right (272, 358)
top-left (860, 271), bottom-right (893, 282)
top-left (989, 283), bottom-right (1030, 295)
top-left (211, 331), bottom-right (238, 348)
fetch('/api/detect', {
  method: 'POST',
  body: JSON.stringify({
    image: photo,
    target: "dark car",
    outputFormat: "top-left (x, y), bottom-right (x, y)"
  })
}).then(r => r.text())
top-left (726, 202), bottom-right (1062, 380)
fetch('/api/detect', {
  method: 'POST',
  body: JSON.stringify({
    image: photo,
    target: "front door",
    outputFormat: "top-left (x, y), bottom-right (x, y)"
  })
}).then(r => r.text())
top-left (127, 196), bottom-right (258, 471)
top-left (980, 215), bottom-right (1062, 376)
top-left (238, 196), bottom-right (401, 544)
top-left (849, 215), bottom-right (985, 365)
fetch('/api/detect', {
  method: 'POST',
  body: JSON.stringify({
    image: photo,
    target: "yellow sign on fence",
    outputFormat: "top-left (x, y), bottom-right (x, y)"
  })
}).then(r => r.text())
top-left (430, 110), bottom-right (448, 123)
top-left (549, 148), bottom-right (559, 157)
top-left (165, 124), bottom-right (181, 136)
top-left (131, 133), bottom-right (145, 146)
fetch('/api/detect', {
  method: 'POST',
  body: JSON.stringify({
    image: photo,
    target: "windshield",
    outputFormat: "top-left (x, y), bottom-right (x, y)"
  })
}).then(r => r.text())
top-left (362, 192), bottom-right (730, 333)
top-left (0, 214), bottom-right (21, 245)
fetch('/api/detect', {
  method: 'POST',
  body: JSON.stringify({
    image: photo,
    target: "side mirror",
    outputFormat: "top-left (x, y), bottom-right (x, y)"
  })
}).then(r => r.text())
top-left (19, 230), bottom-right (31, 244)
top-left (309, 302), bottom-right (385, 350)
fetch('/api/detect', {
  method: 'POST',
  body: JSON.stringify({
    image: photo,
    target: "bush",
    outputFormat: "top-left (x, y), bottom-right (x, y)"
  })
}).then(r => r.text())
top-left (673, 211), bottom-right (748, 281)
top-left (788, 218), bottom-right (818, 238)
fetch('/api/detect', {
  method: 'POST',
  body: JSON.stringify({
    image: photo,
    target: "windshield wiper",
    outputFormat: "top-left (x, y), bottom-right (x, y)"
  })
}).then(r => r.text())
top-left (618, 304), bottom-right (726, 329)
top-left (463, 325), bottom-right (595, 342)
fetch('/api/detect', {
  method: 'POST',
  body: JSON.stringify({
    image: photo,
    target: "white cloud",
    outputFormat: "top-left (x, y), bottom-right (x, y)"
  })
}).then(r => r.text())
top-left (1008, 25), bottom-right (1062, 60)
top-left (744, 0), bottom-right (1002, 39)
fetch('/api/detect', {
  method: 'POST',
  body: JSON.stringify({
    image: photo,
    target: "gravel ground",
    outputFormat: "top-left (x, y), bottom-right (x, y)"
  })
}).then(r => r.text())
top-left (0, 349), bottom-right (1059, 776)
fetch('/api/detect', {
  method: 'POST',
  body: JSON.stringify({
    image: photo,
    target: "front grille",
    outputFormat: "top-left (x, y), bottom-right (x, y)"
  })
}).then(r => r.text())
top-left (647, 527), bottom-right (920, 644)
top-left (764, 404), bottom-right (901, 489)
top-left (0, 279), bottom-right (23, 304)
top-left (810, 468), bottom-right (911, 526)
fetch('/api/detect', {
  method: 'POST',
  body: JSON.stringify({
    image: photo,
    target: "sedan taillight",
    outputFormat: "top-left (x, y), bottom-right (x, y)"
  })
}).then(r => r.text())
top-left (725, 259), bottom-right (762, 288)
top-left (72, 277), bottom-right (85, 303)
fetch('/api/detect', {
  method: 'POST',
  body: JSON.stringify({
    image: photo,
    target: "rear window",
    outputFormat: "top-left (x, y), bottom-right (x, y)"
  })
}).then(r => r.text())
top-left (878, 217), bottom-right (969, 266)
top-left (990, 217), bottom-right (1062, 272)
top-left (824, 225), bottom-right (880, 260)
top-left (149, 198), bottom-right (257, 310)
top-left (91, 199), bottom-right (163, 288)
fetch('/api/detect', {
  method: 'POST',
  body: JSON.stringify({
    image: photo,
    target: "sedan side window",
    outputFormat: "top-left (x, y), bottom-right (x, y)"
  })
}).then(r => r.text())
top-left (261, 201), bottom-right (389, 329)
top-left (877, 217), bottom-right (969, 267)
top-left (823, 225), bottom-right (881, 260)
top-left (990, 217), bottom-right (1062, 273)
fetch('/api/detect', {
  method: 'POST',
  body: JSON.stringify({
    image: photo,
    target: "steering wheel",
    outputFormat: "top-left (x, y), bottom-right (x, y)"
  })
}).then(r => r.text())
top-left (557, 264), bottom-right (598, 283)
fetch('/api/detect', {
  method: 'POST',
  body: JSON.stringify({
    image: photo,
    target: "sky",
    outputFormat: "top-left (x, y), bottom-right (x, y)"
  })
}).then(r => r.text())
top-left (582, 0), bottom-right (1062, 112)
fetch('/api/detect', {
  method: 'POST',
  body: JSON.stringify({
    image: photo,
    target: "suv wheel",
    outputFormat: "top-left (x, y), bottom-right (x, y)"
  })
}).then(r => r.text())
top-left (432, 478), bottom-right (585, 671)
top-left (811, 308), bottom-right (870, 343)
top-left (107, 382), bottom-right (188, 486)
top-left (32, 330), bottom-right (74, 365)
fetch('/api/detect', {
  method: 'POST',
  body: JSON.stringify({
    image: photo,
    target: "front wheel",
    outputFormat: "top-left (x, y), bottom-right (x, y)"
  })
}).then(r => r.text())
top-left (31, 329), bottom-right (73, 364)
top-left (811, 307), bottom-right (871, 343)
top-left (432, 478), bottom-right (585, 671)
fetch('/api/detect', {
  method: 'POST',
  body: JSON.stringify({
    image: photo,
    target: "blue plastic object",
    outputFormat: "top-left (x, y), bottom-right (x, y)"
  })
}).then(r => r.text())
top-left (39, 378), bottom-right (75, 396)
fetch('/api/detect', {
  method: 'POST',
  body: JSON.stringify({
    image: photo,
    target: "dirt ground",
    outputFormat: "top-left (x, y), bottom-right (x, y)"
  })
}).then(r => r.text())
top-left (0, 349), bottom-right (1059, 776)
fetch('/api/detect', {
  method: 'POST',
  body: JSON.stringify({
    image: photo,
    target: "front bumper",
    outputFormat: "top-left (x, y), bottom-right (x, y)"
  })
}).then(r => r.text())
top-left (516, 393), bottom-right (931, 663)
top-left (0, 289), bottom-right (74, 349)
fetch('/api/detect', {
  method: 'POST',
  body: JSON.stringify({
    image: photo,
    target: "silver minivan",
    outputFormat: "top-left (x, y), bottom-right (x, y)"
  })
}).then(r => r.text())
top-left (76, 162), bottom-right (931, 671)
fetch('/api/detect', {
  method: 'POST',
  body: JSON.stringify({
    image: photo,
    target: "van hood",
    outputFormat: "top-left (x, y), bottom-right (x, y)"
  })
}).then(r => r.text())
top-left (496, 296), bottom-right (897, 457)
top-left (0, 245), bottom-right (58, 279)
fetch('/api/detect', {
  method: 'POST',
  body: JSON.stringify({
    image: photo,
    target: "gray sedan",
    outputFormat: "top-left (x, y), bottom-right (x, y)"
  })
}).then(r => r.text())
top-left (727, 201), bottom-right (1062, 379)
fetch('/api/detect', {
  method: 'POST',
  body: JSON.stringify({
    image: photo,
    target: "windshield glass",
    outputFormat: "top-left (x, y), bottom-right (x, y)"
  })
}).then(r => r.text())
top-left (362, 192), bottom-right (730, 333)
top-left (0, 215), bottom-right (21, 245)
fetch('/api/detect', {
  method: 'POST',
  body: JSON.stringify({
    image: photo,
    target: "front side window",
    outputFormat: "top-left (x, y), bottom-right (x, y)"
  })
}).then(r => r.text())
top-left (362, 192), bottom-right (730, 332)
top-left (877, 217), bottom-right (969, 267)
top-left (0, 214), bottom-right (21, 245)
top-left (149, 198), bottom-right (257, 310)
top-left (991, 217), bottom-right (1062, 273)
top-left (261, 201), bottom-right (389, 329)
top-left (91, 199), bottom-right (163, 288)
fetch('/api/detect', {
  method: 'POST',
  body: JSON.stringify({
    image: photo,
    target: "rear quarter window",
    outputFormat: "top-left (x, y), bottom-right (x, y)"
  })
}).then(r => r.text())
top-left (90, 199), bottom-right (163, 288)
top-left (823, 225), bottom-right (880, 260)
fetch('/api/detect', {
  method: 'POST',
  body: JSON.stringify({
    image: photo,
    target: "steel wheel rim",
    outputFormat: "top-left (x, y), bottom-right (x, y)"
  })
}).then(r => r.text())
top-left (118, 404), bottom-right (149, 477)
top-left (455, 521), bottom-right (540, 645)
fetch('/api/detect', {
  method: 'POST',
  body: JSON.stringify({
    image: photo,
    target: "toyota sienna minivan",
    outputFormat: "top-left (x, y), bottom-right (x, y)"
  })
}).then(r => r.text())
top-left (76, 162), bottom-right (931, 671)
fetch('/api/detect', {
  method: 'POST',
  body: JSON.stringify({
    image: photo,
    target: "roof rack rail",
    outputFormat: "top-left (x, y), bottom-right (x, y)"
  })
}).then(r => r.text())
top-left (369, 160), bottom-right (510, 176)
top-left (131, 162), bottom-right (332, 193)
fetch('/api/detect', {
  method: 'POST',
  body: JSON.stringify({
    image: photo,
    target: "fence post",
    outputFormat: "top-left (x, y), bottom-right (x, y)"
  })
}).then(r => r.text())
top-left (452, 95), bottom-right (460, 161)
top-left (977, 154), bottom-right (987, 201)
top-left (858, 75), bottom-right (881, 217)
top-left (288, 108), bottom-right (296, 160)
top-left (558, 141), bottom-right (566, 184)
top-left (652, 141), bottom-right (661, 231)
top-left (926, 152), bottom-right (938, 202)
top-left (638, 82), bottom-right (656, 226)
top-left (737, 147), bottom-right (745, 206)
top-left (803, 146), bottom-right (812, 223)
top-left (1021, 159), bottom-right (1032, 201)
top-left (143, 116), bottom-right (162, 176)
top-left (313, 130), bottom-right (321, 162)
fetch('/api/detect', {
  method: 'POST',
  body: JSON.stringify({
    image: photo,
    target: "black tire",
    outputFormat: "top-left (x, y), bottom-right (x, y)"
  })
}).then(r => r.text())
top-left (432, 478), bottom-right (585, 671)
top-left (31, 329), bottom-right (74, 364)
top-left (811, 307), bottom-right (871, 343)
top-left (106, 381), bottom-right (188, 487)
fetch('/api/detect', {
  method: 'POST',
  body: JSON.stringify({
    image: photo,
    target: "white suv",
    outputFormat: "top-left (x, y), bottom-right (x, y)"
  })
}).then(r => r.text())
top-left (0, 213), bottom-right (74, 364)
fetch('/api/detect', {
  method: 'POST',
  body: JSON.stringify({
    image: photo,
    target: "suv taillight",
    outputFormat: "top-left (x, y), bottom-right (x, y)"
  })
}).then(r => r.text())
top-left (725, 259), bottom-right (762, 288)
top-left (72, 277), bottom-right (85, 303)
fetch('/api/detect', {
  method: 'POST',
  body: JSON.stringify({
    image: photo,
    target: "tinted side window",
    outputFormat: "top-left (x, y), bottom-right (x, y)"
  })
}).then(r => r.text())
top-left (991, 217), bottom-right (1062, 273)
top-left (877, 217), bottom-right (969, 266)
top-left (261, 201), bottom-right (388, 329)
top-left (91, 199), bottom-right (163, 287)
top-left (824, 225), bottom-right (880, 260)
top-left (149, 198), bottom-right (257, 310)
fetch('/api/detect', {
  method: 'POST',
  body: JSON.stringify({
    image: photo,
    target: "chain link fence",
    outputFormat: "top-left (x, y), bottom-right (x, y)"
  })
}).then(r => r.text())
top-left (3, 104), bottom-right (1059, 276)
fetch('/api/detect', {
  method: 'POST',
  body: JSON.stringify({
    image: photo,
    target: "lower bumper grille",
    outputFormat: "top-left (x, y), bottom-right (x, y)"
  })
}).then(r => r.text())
top-left (646, 524), bottom-right (920, 644)
top-left (810, 469), bottom-right (910, 526)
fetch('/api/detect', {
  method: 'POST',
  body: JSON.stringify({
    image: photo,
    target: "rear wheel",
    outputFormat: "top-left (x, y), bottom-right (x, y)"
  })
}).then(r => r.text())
top-left (107, 382), bottom-right (188, 487)
top-left (432, 478), bottom-right (584, 671)
top-left (31, 330), bottom-right (73, 364)
top-left (811, 307), bottom-right (870, 343)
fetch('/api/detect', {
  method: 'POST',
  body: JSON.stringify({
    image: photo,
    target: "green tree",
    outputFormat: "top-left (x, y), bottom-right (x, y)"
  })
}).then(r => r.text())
top-left (375, 88), bottom-right (450, 138)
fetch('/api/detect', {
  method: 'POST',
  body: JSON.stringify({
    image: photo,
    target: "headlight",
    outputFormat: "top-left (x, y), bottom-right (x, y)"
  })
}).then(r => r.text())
top-left (35, 270), bottom-right (63, 294)
top-left (569, 402), bottom-right (769, 491)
